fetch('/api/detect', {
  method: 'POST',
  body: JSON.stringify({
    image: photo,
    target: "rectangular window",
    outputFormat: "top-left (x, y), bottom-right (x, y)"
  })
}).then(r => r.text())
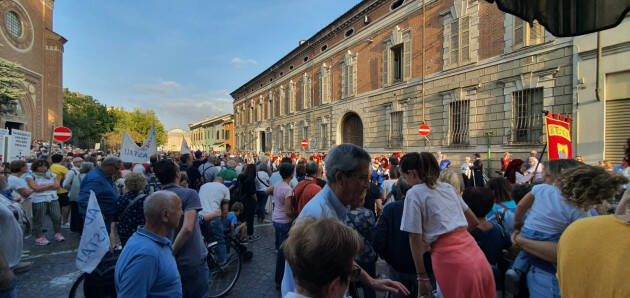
top-left (303, 126), bottom-right (309, 141)
top-left (513, 19), bottom-right (544, 49)
top-left (449, 100), bottom-right (470, 145)
top-left (512, 88), bottom-right (543, 143)
top-left (289, 128), bottom-right (294, 150)
top-left (278, 130), bottom-right (284, 150)
top-left (319, 66), bottom-right (331, 105)
top-left (225, 130), bottom-right (230, 140)
top-left (389, 111), bottom-right (403, 147)
top-left (449, 16), bottom-right (470, 66)
top-left (392, 45), bottom-right (403, 83)
top-left (320, 123), bottom-right (328, 149)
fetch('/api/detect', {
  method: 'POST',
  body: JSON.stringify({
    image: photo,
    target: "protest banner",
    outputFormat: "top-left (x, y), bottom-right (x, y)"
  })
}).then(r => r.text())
top-left (6, 129), bottom-right (31, 162)
top-left (181, 137), bottom-right (191, 155)
top-left (76, 191), bottom-right (110, 273)
top-left (120, 124), bottom-right (157, 163)
top-left (545, 113), bottom-right (573, 160)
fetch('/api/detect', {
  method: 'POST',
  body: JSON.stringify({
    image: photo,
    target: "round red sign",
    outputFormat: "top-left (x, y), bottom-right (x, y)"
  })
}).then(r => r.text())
top-left (53, 126), bottom-right (72, 142)
top-left (301, 139), bottom-right (308, 148)
top-left (418, 124), bottom-right (431, 136)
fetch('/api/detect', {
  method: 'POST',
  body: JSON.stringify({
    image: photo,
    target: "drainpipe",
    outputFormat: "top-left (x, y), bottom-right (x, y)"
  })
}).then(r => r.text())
top-left (421, 0), bottom-right (426, 124)
top-left (595, 32), bottom-right (602, 101)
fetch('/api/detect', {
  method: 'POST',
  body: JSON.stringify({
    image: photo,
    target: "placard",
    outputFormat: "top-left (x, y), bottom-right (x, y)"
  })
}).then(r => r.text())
top-left (6, 129), bottom-right (31, 162)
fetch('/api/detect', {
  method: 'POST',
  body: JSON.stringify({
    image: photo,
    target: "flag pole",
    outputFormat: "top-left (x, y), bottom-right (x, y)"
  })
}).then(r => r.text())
top-left (529, 143), bottom-right (547, 185)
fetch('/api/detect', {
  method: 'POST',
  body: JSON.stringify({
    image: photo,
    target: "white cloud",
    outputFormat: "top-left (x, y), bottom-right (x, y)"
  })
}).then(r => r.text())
top-left (230, 57), bottom-right (258, 66)
top-left (134, 80), bottom-right (181, 95)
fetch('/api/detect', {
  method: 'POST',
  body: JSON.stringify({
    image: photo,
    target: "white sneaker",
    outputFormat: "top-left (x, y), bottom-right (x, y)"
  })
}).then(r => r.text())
top-left (54, 233), bottom-right (65, 242)
top-left (35, 236), bottom-right (50, 246)
top-left (62, 223), bottom-right (70, 229)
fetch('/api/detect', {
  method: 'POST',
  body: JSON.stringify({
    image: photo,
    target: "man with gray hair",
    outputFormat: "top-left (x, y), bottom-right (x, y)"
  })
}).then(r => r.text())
top-left (199, 155), bottom-right (222, 184)
top-left (281, 144), bottom-right (409, 297)
top-left (78, 156), bottom-right (122, 233)
top-left (115, 191), bottom-right (183, 298)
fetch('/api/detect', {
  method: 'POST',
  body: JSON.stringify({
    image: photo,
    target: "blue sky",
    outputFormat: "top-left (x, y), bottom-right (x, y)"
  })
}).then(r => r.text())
top-left (55, 1), bottom-right (359, 130)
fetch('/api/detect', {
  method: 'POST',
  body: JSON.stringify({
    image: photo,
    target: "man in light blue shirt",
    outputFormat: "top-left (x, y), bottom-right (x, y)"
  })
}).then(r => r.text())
top-left (115, 191), bottom-right (184, 298)
top-left (281, 144), bottom-right (409, 297)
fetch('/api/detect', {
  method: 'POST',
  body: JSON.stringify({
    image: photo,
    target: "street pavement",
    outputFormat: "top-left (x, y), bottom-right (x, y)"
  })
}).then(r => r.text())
top-left (16, 221), bottom-right (282, 298)
top-left (16, 219), bottom-right (389, 298)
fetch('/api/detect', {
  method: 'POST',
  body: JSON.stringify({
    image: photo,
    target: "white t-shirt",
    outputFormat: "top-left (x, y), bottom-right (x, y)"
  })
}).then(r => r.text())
top-left (7, 175), bottom-right (28, 201)
top-left (198, 182), bottom-right (230, 215)
top-left (400, 182), bottom-right (469, 244)
top-left (523, 184), bottom-right (588, 235)
top-left (255, 171), bottom-right (271, 192)
top-left (24, 172), bottom-right (57, 204)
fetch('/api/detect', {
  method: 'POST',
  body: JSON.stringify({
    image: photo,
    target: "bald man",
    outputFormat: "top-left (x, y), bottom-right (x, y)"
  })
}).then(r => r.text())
top-left (115, 191), bottom-right (184, 298)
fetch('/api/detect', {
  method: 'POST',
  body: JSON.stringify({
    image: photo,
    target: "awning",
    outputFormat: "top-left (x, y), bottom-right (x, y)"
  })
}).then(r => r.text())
top-left (485, 0), bottom-right (630, 37)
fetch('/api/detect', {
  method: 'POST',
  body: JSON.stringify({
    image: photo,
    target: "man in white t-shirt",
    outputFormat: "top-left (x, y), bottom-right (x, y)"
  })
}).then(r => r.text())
top-left (199, 177), bottom-right (230, 215)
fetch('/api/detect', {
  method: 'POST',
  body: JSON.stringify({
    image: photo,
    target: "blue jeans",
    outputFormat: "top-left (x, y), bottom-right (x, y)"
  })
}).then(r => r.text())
top-left (527, 265), bottom-right (560, 298)
top-left (199, 216), bottom-right (226, 265)
top-left (512, 227), bottom-right (560, 273)
top-left (179, 262), bottom-right (210, 298)
top-left (256, 191), bottom-right (268, 220)
top-left (0, 276), bottom-right (17, 298)
top-left (274, 222), bottom-right (291, 285)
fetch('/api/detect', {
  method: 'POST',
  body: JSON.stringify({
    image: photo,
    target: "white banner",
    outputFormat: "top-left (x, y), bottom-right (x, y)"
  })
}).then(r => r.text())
top-left (181, 137), bottom-right (190, 155)
top-left (119, 125), bottom-right (157, 163)
top-left (6, 129), bottom-right (31, 162)
top-left (76, 190), bottom-right (110, 274)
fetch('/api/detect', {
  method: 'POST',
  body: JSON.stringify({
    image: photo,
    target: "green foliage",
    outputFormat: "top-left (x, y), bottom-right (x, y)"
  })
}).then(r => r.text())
top-left (104, 108), bottom-right (167, 148)
top-left (0, 60), bottom-right (26, 114)
top-left (62, 89), bottom-right (166, 149)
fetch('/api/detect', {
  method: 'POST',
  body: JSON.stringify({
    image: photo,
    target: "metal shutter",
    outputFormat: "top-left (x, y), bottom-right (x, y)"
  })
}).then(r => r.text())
top-left (605, 98), bottom-right (630, 162)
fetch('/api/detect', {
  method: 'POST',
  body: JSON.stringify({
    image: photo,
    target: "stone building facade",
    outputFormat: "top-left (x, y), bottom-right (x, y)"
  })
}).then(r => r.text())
top-left (188, 114), bottom-right (234, 152)
top-left (231, 0), bottom-right (575, 170)
top-left (162, 128), bottom-right (191, 152)
top-left (0, 0), bottom-right (65, 141)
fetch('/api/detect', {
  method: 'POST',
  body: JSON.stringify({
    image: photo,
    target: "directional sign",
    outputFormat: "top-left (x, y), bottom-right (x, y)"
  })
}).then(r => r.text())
top-left (301, 139), bottom-right (308, 148)
top-left (418, 124), bottom-right (431, 136)
top-left (53, 126), bottom-right (72, 142)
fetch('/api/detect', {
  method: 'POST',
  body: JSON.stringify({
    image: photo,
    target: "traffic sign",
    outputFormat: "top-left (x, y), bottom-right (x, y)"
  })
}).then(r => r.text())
top-left (301, 139), bottom-right (308, 148)
top-left (418, 124), bottom-right (431, 136)
top-left (53, 126), bottom-right (72, 142)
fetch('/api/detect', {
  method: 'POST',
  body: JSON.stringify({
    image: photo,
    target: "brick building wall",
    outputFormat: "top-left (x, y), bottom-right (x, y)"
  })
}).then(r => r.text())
top-left (232, 0), bottom-right (575, 170)
top-left (0, 0), bottom-right (65, 141)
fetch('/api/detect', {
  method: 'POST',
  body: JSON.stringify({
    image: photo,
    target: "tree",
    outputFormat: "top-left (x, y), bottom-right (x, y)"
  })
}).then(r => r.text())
top-left (62, 89), bottom-right (115, 149)
top-left (103, 108), bottom-right (167, 149)
top-left (0, 60), bottom-right (26, 114)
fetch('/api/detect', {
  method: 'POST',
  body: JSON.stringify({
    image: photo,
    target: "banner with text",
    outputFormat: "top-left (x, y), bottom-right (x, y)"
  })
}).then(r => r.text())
top-left (120, 125), bottom-right (157, 163)
top-left (6, 129), bottom-right (31, 162)
top-left (545, 116), bottom-right (572, 160)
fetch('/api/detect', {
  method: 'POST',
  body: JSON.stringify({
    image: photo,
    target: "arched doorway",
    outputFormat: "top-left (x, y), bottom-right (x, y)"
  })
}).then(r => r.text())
top-left (341, 112), bottom-right (363, 147)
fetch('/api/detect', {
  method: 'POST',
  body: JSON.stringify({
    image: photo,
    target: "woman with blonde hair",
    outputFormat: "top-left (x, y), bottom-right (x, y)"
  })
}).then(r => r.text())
top-left (439, 168), bottom-right (465, 195)
top-left (115, 172), bottom-right (148, 246)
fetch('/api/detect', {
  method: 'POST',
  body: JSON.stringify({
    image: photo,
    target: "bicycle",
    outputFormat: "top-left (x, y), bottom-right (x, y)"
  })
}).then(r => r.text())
top-left (206, 232), bottom-right (252, 298)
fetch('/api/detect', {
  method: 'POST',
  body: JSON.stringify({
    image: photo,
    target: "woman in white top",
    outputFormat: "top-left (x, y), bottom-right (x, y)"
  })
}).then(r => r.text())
top-left (399, 152), bottom-right (494, 298)
top-left (24, 159), bottom-right (63, 246)
top-left (255, 162), bottom-right (272, 223)
top-left (461, 156), bottom-right (473, 188)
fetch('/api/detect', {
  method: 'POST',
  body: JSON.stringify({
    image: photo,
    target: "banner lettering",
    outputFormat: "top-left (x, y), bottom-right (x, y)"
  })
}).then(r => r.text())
top-left (545, 116), bottom-right (573, 160)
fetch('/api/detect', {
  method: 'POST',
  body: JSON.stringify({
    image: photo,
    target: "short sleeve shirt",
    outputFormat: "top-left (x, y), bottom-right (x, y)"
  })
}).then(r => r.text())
top-left (162, 184), bottom-right (208, 267)
top-left (523, 184), bottom-right (588, 235)
top-left (50, 163), bottom-right (69, 194)
top-left (115, 191), bottom-right (147, 242)
top-left (223, 212), bottom-right (237, 232)
top-left (7, 175), bottom-right (28, 201)
top-left (400, 182), bottom-right (469, 244)
top-left (272, 181), bottom-right (293, 224)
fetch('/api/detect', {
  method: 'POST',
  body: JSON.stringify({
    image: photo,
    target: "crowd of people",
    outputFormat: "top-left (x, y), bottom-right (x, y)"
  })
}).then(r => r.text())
top-left (1, 138), bottom-right (630, 298)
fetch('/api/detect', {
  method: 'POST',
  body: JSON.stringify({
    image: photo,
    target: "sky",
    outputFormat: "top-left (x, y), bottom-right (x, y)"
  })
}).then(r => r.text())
top-left (55, 1), bottom-right (360, 130)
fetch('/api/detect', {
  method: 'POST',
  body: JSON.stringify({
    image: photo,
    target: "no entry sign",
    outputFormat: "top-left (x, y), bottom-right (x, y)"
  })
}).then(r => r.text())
top-left (53, 126), bottom-right (72, 142)
top-left (301, 139), bottom-right (308, 148)
top-left (418, 124), bottom-right (431, 136)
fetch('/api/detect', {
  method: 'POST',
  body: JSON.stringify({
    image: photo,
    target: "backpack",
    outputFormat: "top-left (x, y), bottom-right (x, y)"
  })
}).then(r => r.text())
top-left (68, 169), bottom-right (81, 202)
top-left (489, 202), bottom-right (515, 237)
top-left (79, 250), bottom-right (120, 298)
top-left (286, 179), bottom-right (317, 220)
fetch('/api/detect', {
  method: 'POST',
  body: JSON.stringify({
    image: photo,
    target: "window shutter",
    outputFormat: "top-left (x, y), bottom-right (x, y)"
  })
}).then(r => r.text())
top-left (461, 16), bottom-right (470, 62)
top-left (351, 60), bottom-right (357, 96)
top-left (530, 21), bottom-right (544, 45)
top-left (341, 62), bottom-right (347, 98)
top-left (403, 38), bottom-right (411, 81)
top-left (450, 20), bottom-right (459, 65)
top-left (383, 48), bottom-right (389, 87)
top-left (514, 19), bottom-right (524, 47)
top-left (323, 71), bottom-right (330, 104)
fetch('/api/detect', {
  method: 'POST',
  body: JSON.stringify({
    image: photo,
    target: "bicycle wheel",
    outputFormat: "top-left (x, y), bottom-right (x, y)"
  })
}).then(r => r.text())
top-left (207, 241), bottom-right (242, 298)
top-left (68, 273), bottom-right (86, 298)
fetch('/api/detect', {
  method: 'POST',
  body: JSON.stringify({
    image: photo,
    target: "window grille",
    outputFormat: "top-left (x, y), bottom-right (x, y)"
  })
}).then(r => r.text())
top-left (512, 88), bottom-right (543, 143)
top-left (449, 100), bottom-right (470, 145)
top-left (389, 111), bottom-right (403, 147)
